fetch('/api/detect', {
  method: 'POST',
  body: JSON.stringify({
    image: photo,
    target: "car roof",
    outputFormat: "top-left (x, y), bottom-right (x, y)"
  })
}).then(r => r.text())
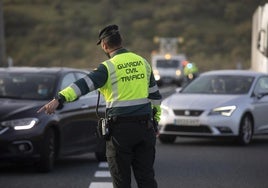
top-left (0, 66), bottom-right (89, 74)
top-left (201, 69), bottom-right (267, 77)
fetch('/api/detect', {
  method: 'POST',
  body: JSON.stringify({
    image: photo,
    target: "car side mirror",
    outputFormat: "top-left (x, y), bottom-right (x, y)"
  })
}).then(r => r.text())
top-left (175, 87), bottom-right (182, 93)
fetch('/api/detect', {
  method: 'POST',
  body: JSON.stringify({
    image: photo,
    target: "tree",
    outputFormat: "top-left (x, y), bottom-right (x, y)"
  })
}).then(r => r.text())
top-left (0, 0), bottom-right (6, 66)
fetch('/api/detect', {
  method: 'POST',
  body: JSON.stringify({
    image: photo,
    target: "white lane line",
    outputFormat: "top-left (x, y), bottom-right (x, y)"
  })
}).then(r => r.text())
top-left (88, 162), bottom-right (112, 188)
top-left (99, 162), bottom-right (109, 168)
top-left (94, 171), bottom-right (111, 177)
top-left (88, 182), bottom-right (113, 188)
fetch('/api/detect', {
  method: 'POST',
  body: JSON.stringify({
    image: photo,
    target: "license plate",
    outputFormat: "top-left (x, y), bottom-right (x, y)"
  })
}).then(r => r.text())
top-left (174, 119), bottom-right (200, 126)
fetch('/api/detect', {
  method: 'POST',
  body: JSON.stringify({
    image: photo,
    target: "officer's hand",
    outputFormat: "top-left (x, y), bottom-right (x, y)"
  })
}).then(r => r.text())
top-left (37, 99), bottom-right (59, 115)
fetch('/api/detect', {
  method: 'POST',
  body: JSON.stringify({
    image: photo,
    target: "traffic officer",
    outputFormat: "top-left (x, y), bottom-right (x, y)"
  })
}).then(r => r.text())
top-left (38, 24), bottom-right (162, 188)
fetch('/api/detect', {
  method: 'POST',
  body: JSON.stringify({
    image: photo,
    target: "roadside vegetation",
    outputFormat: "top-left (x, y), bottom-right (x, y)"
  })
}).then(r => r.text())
top-left (2, 0), bottom-right (267, 71)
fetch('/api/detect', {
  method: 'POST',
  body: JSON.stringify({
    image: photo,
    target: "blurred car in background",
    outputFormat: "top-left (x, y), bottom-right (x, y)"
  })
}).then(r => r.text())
top-left (159, 70), bottom-right (268, 145)
top-left (152, 54), bottom-right (185, 86)
top-left (0, 67), bottom-right (106, 172)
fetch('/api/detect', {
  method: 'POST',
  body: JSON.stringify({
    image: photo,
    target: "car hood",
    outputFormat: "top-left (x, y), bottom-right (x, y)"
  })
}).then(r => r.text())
top-left (0, 98), bottom-right (45, 120)
top-left (162, 93), bottom-right (246, 110)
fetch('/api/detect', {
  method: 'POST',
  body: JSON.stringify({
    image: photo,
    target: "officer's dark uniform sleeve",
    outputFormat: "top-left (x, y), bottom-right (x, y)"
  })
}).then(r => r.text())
top-left (58, 64), bottom-right (108, 102)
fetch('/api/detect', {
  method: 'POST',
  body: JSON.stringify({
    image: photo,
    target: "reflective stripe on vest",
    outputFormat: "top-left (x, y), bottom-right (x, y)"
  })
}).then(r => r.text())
top-left (59, 83), bottom-right (81, 102)
top-left (105, 60), bottom-right (118, 101)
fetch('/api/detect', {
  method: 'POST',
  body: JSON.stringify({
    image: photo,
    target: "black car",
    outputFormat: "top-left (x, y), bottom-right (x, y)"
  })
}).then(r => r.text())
top-left (0, 67), bottom-right (106, 172)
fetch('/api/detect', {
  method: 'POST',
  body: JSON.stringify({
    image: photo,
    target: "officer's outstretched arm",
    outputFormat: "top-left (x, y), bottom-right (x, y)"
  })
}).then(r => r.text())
top-left (37, 84), bottom-right (78, 114)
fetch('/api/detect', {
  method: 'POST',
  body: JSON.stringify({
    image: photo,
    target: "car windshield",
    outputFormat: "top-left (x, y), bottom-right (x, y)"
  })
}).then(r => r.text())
top-left (156, 59), bottom-right (181, 68)
top-left (181, 75), bottom-right (254, 94)
top-left (0, 72), bottom-right (57, 100)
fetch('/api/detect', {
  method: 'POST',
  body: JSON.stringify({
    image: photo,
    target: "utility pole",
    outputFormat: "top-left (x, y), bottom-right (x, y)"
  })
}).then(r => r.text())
top-left (0, 0), bottom-right (6, 67)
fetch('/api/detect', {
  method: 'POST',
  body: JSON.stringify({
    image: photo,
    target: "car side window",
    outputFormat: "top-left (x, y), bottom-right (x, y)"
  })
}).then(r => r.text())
top-left (60, 73), bottom-right (76, 90)
top-left (254, 76), bottom-right (268, 94)
top-left (75, 72), bottom-right (87, 79)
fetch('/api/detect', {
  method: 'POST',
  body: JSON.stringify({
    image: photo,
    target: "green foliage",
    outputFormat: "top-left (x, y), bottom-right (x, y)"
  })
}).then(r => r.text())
top-left (2, 0), bottom-right (268, 71)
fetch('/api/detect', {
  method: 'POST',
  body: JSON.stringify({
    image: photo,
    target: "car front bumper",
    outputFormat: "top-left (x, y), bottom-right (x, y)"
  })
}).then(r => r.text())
top-left (159, 115), bottom-right (240, 137)
top-left (0, 128), bottom-right (42, 161)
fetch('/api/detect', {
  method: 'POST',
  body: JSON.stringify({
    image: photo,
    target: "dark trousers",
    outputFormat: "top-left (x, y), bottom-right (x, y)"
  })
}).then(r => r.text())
top-left (106, 120), bottom-right (157, 188)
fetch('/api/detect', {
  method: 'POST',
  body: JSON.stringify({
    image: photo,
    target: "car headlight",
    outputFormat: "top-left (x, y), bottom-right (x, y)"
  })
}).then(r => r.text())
top-left (161, 108), bottom-right (169, 117)
top-left (1, 118), bottom-right (39, 130)
top-left (153, 69), bottom-right (160, 81)
top-left (209, 106), bottom-right (236, 117)
top-left (175, 69), bottom-right (181, 76)
top-left (160, 105), bottom-right (171, 117)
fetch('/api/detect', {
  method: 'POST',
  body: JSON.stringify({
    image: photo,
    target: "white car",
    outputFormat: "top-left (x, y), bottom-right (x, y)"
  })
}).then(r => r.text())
top-left (158, 70), bottom-right (268, 145)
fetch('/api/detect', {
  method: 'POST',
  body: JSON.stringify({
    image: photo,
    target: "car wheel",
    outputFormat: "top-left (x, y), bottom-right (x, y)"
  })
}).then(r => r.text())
top-left (237, 114), bottom-right (253, 145)
top-left (36, 128), bottom-right (56, 172)
top-left (95, 142), bottom-right (107, 162)
top-left (95, 151), bottom-right (107, 162)
top-left (158, 135), bottom-right (176, 144)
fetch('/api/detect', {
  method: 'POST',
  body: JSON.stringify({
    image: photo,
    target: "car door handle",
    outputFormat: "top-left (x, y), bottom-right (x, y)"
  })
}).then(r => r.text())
top-left (81, 104), bottom-right (89, 109)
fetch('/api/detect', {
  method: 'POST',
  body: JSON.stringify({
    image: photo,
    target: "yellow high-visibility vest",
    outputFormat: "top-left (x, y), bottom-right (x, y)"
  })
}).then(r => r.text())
top-left (99, 52), bottom-right (151, 108)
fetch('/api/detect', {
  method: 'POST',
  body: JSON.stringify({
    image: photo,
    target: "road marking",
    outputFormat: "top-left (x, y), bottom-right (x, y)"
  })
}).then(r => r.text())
top-left (94, 171), bottom-right (111, 177)
top-left (88, 162), bottom-right (112, 188)
top-left (88, 182), bottom-right (113, 188)
top-left (99, 162), bottom-right (109, 168)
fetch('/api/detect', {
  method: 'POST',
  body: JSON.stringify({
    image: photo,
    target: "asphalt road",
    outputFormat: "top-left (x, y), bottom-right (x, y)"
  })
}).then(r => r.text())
top-left (156, 136), bottom-right (268, 188)
top-left (1, 85), bottom-right (268, 188)
top-left (1, 136), bottom-right (268, 188)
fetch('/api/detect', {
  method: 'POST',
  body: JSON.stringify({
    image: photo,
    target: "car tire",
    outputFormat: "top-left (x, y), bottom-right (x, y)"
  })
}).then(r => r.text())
top-left (236, 114), bottom-right (253, 145)
top-left (95, 142), bottom-right (107, 162)
top-left (95, 151), bottom-right (107, 162)
top-left (158, 135), bottom-right (176, 144)
top-left (36, 128), bottom-right (56, 172)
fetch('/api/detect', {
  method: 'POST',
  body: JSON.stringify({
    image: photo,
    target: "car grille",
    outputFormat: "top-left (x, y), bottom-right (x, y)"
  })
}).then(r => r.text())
top-left (173, 109), bottom-right (203, 116)
top-left (165, 124), bottom-right (212, 133)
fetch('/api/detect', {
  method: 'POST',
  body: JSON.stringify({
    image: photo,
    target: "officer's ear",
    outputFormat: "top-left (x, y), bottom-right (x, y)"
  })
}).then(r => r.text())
top-left (102, 41), bottom-right (110, 51)
top-left (101, 40), bottom-right (105, 49)
top-left (101, 41), bottom-right (111, 58)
